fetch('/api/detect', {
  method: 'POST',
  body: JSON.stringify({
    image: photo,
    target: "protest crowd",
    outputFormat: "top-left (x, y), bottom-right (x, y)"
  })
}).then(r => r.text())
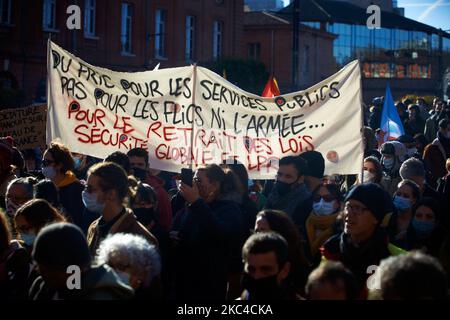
top-left (1, 95), bottom-right (450, 301)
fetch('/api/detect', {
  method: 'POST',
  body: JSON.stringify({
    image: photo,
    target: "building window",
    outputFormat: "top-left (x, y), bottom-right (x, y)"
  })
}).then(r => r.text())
top-left (121, 2), bottom-right (133, 54)
top-left (84, 0), bottom-right (96, 37)
top-left (155, 9), bottom-right (167, 58)
top-left (185, 15), bottom-right (195, 61)
top-left (247, 43), bottom-right (260, 60)
top-left (43, 0), bottom-right (56, 30)
top-left (0, 0), bottom-right (11, 24)
top-left (213, 20), bottom-right (223, 60)
top-left (303, 45), bottom-right (310, 76)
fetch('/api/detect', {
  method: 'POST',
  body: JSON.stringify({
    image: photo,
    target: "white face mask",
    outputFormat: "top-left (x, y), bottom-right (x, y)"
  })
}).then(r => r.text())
top-left (42, 166), bottom-right (57, 179)
top-left (312, 198), bottom-right (336, 216)
top-left (360, 170), bottom-right (375, 183)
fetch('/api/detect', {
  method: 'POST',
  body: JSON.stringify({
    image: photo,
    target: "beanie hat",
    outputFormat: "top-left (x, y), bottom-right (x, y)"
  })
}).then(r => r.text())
top-left (298, 151), bottom-right (325, 179)
top-left (32, 223), bottom-right (91, 271)
top-left (345, 183), bottom-right (391, 222)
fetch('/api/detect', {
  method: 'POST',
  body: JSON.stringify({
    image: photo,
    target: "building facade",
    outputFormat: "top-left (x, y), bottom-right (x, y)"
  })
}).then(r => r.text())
top-left (0, 0), bottom-right (243, 107)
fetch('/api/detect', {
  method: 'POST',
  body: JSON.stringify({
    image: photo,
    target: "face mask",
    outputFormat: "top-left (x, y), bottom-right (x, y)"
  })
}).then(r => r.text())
top-left (412, 219), bottom-right (435, 238)
top-left (82, 190), bottom-right (105, 213)
top-left (20, 232), bottom-right (36, 246)
top-left (393, 195), bottom-right (412, 212)
top-left (132, 167), bottom-right (148, 181)
top-left (313, 198), bottom-right (336, 216)
top-left (407, 148), bottom-right (417, 157)
top-left (360, 170), bottom-right (375, 183)
top-left (5, 199), bottom-right (20, 217)
top-left (383, 158), bottom-right (394, 170)
top-left (274, 180), bottom-right (296, 196)
top-left (116, 270), bottom-right (131, 286)
top-left (42, 166), bottom-right (57, 179)
top-left (241, 272), bottom-right (282, 300)
top-left (73, 157), bottom-right (82, 169)
top-left (133, 208), bottom-right (156, 226)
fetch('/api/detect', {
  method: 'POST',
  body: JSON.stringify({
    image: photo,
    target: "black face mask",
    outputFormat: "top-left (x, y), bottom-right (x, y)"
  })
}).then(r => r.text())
top-left (133, 208), bottom-right (157, 226)
top-left (274, 180), bottom-right (297, 195)
top-left (132, 167), bottom-right (148, 181)
top-left (241, 273), bottom-right (284, 300)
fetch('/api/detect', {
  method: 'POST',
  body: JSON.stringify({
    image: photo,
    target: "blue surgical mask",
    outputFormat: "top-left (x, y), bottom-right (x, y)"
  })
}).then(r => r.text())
top-left (393, 196), bottom-right (412, 212)
top-left (412, 219), bottom-right (435, 238)
top-left (82, 190), bottom-right (105, 213)
top-left (73, 157), bottom-right (82, 169)
top-left (313, 199), bottom-right (336, 216)
top-left (383, 158), bottom-right (394, 170)
top-left (42, 166), bottom-right (57, 179)
top-left (20, 232), bottom-right (36, 246)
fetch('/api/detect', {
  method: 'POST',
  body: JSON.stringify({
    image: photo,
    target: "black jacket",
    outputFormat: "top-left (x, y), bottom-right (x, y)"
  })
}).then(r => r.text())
top-left (171, 194), bottom-right (245, 300)
top-left (59, 180), bottom-right (85, 227)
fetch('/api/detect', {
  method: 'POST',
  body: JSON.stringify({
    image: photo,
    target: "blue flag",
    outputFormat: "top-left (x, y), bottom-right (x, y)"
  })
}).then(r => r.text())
top-left (380, 83), bottom-right (404, 142)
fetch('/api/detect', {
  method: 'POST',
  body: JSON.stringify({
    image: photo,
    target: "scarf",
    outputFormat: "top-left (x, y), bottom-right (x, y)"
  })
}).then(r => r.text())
top-left (306, 211), bottom-right (338, 256)
top-left (265, 183), bottom-right (311, 218)
top-left (56, 171), bottom-right (78, 188)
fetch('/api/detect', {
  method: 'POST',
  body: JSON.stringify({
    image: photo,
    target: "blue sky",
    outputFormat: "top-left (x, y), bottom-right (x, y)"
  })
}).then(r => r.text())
top-left (282, 0), bottom-right (450, 31)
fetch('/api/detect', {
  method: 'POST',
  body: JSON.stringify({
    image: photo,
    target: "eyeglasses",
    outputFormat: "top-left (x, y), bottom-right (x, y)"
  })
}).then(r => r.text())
top-left (42, 159), bottom-right (55, 167)
top-left (345, 203), bottom-right (369, 215)
top-left (313, 194), bottom-right (336, 202)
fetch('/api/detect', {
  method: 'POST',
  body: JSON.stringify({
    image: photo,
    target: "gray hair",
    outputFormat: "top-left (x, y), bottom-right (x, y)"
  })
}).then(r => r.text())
top-left (399, 158), bottom-right (425, 180)
top-left (96, 233), bottom-right (161, 286)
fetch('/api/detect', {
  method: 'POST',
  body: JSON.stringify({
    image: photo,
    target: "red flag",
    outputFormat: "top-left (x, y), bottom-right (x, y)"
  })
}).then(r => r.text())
top-left (261, 75), bottom-right (281, 97)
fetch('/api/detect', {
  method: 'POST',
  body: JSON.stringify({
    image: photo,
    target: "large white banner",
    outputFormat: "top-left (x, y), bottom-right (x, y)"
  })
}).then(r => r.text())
top-left (47, 41), bottom-right (364, 178)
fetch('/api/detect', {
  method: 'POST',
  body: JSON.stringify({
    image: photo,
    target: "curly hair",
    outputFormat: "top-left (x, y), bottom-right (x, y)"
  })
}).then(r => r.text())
top-left (96, 233), bottom-right (161, 286)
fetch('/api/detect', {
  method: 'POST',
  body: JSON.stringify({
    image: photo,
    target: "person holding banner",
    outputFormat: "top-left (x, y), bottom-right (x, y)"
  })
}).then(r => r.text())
top-left (41, 142), bottom-right (85, 227)
top-left (84, 162), bottom-right (158, 255)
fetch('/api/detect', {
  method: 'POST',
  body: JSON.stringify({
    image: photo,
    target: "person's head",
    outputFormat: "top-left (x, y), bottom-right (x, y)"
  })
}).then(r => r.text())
top-left (130, 182), bottom-right (159, 227)
top-left (378, 251), bottom-right (447, 300)
top-left (127, 148), bottom-right (150, 181)
top-left (96, 233), bottom-right (161, 290)
top-left (393, 179), bottom-right (420, 213)
top-left (311, 184), bottom-right (342, 216)
top-left (33, 179), bottom-right (60, 209)
top-left (399, 158), bottom-right (426, 190)
top-left (255, 210), bottom-right (301, 248)
top-left (362, 156), bottom-right (383, 183)
top-left (32, 223), bottom-right (91, 291)
top-left (397, 135), bottom-right (416, 158)
top-left (380, 141), bottom-right (407, 174)
top-left (438, 119), bottom-right (450, 138)
top-left (84, 162), bottom-right (130, 213)
top-left (413, 134), bottom-right (427, 155)
top-left (242, 232), bottom-right (290, 299)
top-left (344, 183), bottom-right (390, 242)
top-left (194, 164), bottom-right (241, 203)
top-left (410, 197), bottom-right (440, 239)
top-left (14, 199), bottom-right (65, 247)
top-left (274, 156), bottom-right (308, 194)
top-left (446, 158), bottom-right (450, 174)
top-left (305, 261), bottom-right (357, 300)
top-left (298, 151), bottom-right (325, 179)
top-left (416, 98), bottom-right (426, 108)
top-left (23, 149), bottom-right (39, 172)
top-left (435, 99), bottom-right (444, 112)
top-left (42, 141), bottom-right (74, 180)
top-left (0, 210), bottom-right (12, 254)
top-left (220, 159), bottom-right (249, 196)
top-left (407, 104), bottom-right (420, 120)
top-left (104, 151), bottom-right (131, 175)
top-left (5, 177), bottom-right (38, 217)
top-left (395, 101), bottom-right (405, 116)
